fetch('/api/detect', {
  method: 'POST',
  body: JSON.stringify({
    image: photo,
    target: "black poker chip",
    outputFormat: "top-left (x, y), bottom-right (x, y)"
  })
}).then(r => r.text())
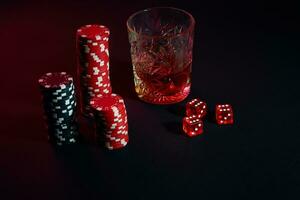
top-left (47, 128), bottom-right (79, 138)
top-left (39, 72), bottom-right (79, 146)
top-left (43, 101), bottom-right (77, 118)
top-left (48, 122), bottom-right (77, 129)
top-left (43, 103), bottom-right (77, 114)
top-left (43, 102), bottom-right (76, 114)
top-left (48, 133), bottom-right (78, 146)
top-left (41, 93), bottom-right (74, 102)
top-left (45, 116), bottom-right (77, 127)
top-left (41, 85), bottom-right (75, 97)
top-left (40, 83), bottom-right (75, 95)
top-left (41, 91), bottom-right (76, 103)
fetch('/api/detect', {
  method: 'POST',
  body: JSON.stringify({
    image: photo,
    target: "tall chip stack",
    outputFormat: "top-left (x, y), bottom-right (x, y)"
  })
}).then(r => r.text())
top-left (38, 72), bottom-right (79, 146)
top-left (90, 94), bottom-right (129, 150)
top-left (76, 24), bottom-right (112, 117)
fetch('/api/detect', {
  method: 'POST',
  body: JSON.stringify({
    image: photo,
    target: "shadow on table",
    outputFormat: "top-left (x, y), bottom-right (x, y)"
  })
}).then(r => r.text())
top-left (163, 121), bottom-right (182, 135)
top-left (166, 103), bottom-right (186, 117)
top-left (205, 110), bottom-right (216, 124)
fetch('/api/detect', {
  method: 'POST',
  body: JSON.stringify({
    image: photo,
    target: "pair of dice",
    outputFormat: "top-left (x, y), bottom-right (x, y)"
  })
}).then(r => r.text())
top-left (182, 98), bottom-right (234, 137)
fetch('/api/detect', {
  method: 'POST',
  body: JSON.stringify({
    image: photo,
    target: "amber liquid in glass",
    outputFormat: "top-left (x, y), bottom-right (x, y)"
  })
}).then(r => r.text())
top-left (133, 54), bottom-right (191, 104)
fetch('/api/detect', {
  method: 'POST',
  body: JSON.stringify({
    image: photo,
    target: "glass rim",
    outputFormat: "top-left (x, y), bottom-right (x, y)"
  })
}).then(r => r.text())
top-left (126, 7), bottom-right (195, 39)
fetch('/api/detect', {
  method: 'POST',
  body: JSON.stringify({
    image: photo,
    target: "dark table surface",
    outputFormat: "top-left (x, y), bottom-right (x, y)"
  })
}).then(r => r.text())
top-left (0, 0), bottom-right (299, 199)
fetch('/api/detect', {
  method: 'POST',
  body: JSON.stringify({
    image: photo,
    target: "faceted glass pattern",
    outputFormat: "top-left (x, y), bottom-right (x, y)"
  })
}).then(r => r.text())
top-left (127, 7), bottom-right (195, 104)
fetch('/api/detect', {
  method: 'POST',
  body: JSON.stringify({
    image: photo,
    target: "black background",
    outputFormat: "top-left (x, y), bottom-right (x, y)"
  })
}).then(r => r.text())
top-left (0, 0), bottom-right (299, 199)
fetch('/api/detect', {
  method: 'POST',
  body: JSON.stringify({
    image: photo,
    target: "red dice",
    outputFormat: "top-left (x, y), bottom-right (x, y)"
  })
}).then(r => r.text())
top-left (182, 115), bottom-right (203, 137)
top-left (215, 104), bottom-right (234, 125)
top-left (186, 98), bottom-right (207, 118)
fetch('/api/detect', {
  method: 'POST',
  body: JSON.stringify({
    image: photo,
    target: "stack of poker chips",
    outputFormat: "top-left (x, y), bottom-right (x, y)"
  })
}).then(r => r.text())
top-left (76, 24), bottom-right (112, 117)
top-left (90, 94), bottom-right (129, 150)
top-left (38, 72), bottom-right (79, 146)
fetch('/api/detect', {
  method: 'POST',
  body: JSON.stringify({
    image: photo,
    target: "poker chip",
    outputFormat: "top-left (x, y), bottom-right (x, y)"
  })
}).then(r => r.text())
top-left (39, 72), bottom-right (73, 90)
top-left (39, 72), bottom-right (79, 146)
top-left (38, 25), bottom-right (129, 149)
top-left (105, 137), bottom-right (129, 150)
top-left (76, 24), bottom-right (112, 117)
top-left (90, 94), bottom-right (129, 150)
top-left (77, 24), bottom-right (110, 41)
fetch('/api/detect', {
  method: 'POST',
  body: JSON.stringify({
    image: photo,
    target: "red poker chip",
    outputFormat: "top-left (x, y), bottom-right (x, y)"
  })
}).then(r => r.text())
top-left (90, 94), bottom-right (124, 112)
top-left (96, 112), bottom-right (127, 121)
top-left (96, 129), bottom-right (128, 140)
top-left (91, 94), bottom-right (128, 137)
top-left (80, 41), bottom-right (109, 51)
top-left (86, 87), bottom-right (112, 94)
top-left (77, 37), bottom-right (110, 46)
top-left (105, 129), bottom-right (129, 138)
top-left (104, 134), bottom-right (129, 143)
top-left (78, 61), bottom-right (109, 71)
top-left (39, 72), bottom-right (73, 89)
top-left (88, 90), bottom-right (112, 97)
top-left (79, 72), bottom-right (110, 82)
top-left (96, 120), bottom-right (128, 129)
top-left (77, 38), bottom-right (109, 45)
top-left (82, 78), bottom-right (111, 88)
top-left (106, 124), bottom-right (128, 132)
top-left (78, 60), bottom-right (110, 76)
top-left (78, 61), bottom-right (108, 71)
top-left (100, 122), bottom-right (128, 130)
top-left (80, 82), bottom-right (111, 92)
top-left (95, 128), bottom-right (128, 139)
top-left (95, 113), bottom-right (126, 123)
top-left (94, 112), bottom-right (127, 123)
top-left (78, 66), bottom-right (109, 75)
top-left (77, 24), bottom-right (110, 41)
top-left (96, 122), bottom-right (128, 134)
top-left (94, 105), bottom-right (127, 122)
top-left (78, 45), bottom-right (109, 58)
top-left (105, 138), bottom-right (128, 145)
top-left (82, 74), bottom-right (111, 84)
top-left (95, 124), bottom-right (128, 137)
top-left (110, 137), bottom-right (129, 147)
top-left (81, 81), bottom-right (111, 88)
top-left (78, 63), bottom-right (110, 77)
top-left (83, 61), bottom-right (109, 71)
top-left (95, 111), bottom-right (127, 122)
top-left (105, 137), bottom-right (129, 150)
top-left (77, 39), bottom-right (109, 46)
top-left (95, 120), bottom-right (128, 133)
top-left (79, 80), bottom-right (112, 93)
top-left (82, 58), bottom-right (109, 69)
top-left (85, 72), bottom-right (110, 81)
top-left (77, 45), bottom-right (109, 61)
top-left (91, 88), bottom-right (111, 96)
top-left (80, 95), bottom-right (97, 103)
top-left (93, 100), bottom-right (126, 113)
top-left (80, 70), bottom-right (110, 78)
top-left (104, 128), bottom-right (129, 137)
top-left (96, 115), bottom-right (127, 127)
top-left (81, 53), bottom-right (109, 64)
